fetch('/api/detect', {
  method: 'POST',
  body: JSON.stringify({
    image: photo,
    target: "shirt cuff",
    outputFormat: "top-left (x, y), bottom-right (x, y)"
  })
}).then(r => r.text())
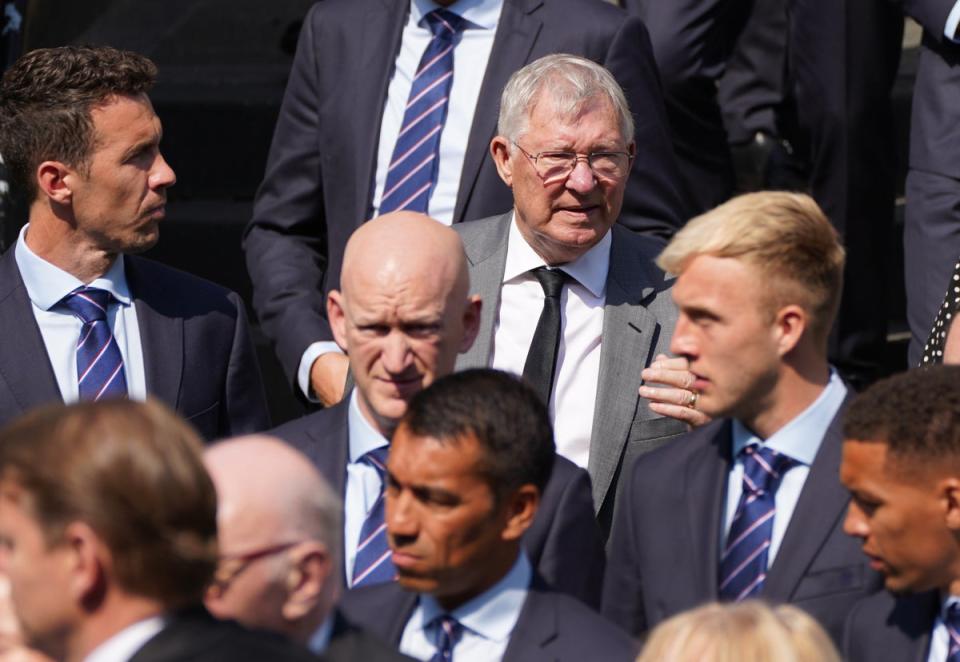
top-left (297, 342), bottom-right (345, 401)
top-left (946, 0), bottom-right (960, 42)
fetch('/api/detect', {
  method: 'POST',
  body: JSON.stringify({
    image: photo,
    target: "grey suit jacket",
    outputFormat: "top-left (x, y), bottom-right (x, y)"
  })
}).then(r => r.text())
top-left (602, 407), bottom-right (883, 644)
top-left (453, 212), bottom-right (685, 527)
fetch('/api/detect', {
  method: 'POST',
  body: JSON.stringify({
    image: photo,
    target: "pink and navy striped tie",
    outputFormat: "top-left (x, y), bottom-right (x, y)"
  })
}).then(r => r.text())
top-left (429, 614), bottom-right (463, 662)
top-left (946, 603), bottom-right (960, 662)
top-left (352, 446), bottom-right (395, 587)
top-left (58, 287), bottom-right (128, 401)
top-left (719, 444), bottom-right (796, 602)
top-left (378, 9), bottom-right (467, 214)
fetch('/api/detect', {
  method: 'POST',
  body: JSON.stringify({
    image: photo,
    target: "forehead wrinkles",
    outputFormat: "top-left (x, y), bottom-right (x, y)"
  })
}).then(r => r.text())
top-left (344, 253), bottom-right (457, 308)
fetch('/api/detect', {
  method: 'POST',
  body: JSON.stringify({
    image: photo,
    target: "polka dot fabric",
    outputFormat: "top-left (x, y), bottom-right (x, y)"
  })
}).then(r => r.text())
top-left (921, 258), bottom-right (960, 366)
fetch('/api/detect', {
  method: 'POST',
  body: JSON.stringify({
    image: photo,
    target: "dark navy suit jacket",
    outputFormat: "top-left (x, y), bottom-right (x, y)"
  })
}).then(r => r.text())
top-left (602, 406), bottom-right (882, 644)
top-left (0, 248), bottom-right (270, 441)
top-left (272, 400), bottom-right (607, 609)
top-left (843, 590), bottom-right (938, 662)
top-left (339, 573), bottom-right (637, 662)
top-left (243, 0), bottom-right (687, 389)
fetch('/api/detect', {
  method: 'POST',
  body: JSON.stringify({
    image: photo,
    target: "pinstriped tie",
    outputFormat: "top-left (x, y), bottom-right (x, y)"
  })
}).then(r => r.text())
top-left (947, 603), bottom-right (960, 661)
top-left (57, 287), bottom-right (128, 401)
top-left (378, 9), bottom-right (467, 214)
top-left (428, 614), bottom-right (463, 662)
top-left (352, 446), bottom-right (395, 587)
top-left (719, 444), bottom-right (795, 602)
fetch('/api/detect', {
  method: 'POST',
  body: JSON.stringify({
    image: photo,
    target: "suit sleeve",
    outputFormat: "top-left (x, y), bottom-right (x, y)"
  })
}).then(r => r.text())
top-left (219, 291), bottom-right (271, 437)
top-left (601, 460), bottom-right (649, 636)
top-left (603, 16), bottom-right (691, 240)
top-left (243, 5), bottom-right (332, 391)
top-left (526, 465), bottom-right (607, 610)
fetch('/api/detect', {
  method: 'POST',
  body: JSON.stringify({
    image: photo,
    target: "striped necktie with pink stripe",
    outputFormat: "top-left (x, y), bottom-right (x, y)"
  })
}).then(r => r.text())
top-left (58, 286), bottom-right (128, 401)
top-left (719, 444), bottom-right (796, 602)
top-left (352, 446), bottom-right (395, 587)
top-left (378, 9), bottom-right (467, 214)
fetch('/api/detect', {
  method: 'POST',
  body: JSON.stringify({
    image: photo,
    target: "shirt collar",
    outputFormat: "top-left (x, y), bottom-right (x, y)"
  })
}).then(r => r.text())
top-left (732, 369), bottom-right (847, 466)
top-left (307, 613), bottom-right (336, 654)
top-left (347, 390), bottom-right (391, 463)
top-left (416, 551), bottom-right (531, 644)
top-left (82, 615), bottom-right (166, 662)
top-left (411, 0), bottom-right (502, 30)
top-left (15, 223), bottom-right (132, 311)
top-left (502, 212), bottom-right (611, 298)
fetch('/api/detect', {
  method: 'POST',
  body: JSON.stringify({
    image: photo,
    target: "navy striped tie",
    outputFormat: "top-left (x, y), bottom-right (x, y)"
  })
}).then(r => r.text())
top-left (429, 614), bottom-right (463, 662)
top-left (58, 287), bottom-right (128, 401)
top-left (719, 444), bottom-right (796, 601)
top-left (352, 446), bottom-right (395, 587)
top-left (946, 603), bottom-right (960, 662)
top-left (379, 9), bottom-right (466, 214)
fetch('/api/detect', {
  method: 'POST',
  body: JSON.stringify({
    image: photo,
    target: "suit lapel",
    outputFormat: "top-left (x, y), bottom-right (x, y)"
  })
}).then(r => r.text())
top-left (453, 0), bottom-right (543, 222)
top-left (502, 577), bottom-right (557, 661)
top-left (354, 0), bottom-right (408, 224)
top-left (684, 422), bottom-right (731, 601)
top-left (0, 250), bottom-right (62, 412)
top-left (456, 213), bottom-right (512, 369)
top-left (762, 404), bottom-right (850, 601)
top-left (587, 227), bottom-right (667, 509)
top-left (126, 258), bottom-right (183, 411)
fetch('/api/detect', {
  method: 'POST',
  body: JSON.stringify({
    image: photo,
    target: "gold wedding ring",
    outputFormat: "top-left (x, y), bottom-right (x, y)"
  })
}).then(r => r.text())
top-left (687, 391), bottom-right (699, 409)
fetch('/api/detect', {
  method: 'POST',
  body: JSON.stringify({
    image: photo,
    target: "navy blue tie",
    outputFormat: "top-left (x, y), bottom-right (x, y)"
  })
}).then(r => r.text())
top-left (946, 603), bottom-right (960, 661)
top-left (58, 287), bottom-right (128, 401)
top-left (351, 446), bottom-right (395, 587)
top-left (719, 444), bottom-right (795, 601)
top-left (379, 9), bottom-right (466, 214)
top-left (428, 614), bottom-right (463, 662)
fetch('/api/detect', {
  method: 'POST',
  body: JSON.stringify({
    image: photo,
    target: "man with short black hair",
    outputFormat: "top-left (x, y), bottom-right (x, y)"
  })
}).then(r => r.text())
top-left (841, 365), bottom-right (960, 661)
top-left (0, 45), bottom-right (268, 440)
top-left (0, 399), bottom-right (314, 662)
top-left (341, 369), bottom-right (636, 662)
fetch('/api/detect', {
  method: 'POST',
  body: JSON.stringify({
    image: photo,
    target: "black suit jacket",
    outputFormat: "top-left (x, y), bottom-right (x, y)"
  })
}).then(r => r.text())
top-left (339, 574), bottom-right (637, 662)
top-left (0, 249), bottom-right (270, 440)
top-left (128, 608), bottom-right (316, 662)
top-left (602, 406), bottom-right (882, 644)
top-left (243, 0), bottom-right (687, 389)
top-left (326, 609), bottom-right (416, 662)
top-left (843, 590), bottom-right (938, 662)
top-left (272, 400), bottom-right (607, 608)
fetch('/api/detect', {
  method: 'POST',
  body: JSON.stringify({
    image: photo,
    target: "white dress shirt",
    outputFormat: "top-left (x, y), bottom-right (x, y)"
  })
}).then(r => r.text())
top-left (926, 594), bottom-right (960, 662)
top-left (945, 1), bottom-right (960, 42)
top-left (399, 552), bottom-right (531, 662)
top-left (14, 224), bottom-right (147, 402)
top-left (297, 0), bottom-right (504, 399)
top-left (344, 391), bottom-right (391, 587)
top-left (490, 216), bottom-right (611, 469)
top-left (83, 616), bottom-right (166, 662)
top-left (722, 370), bottom-right (847, 564)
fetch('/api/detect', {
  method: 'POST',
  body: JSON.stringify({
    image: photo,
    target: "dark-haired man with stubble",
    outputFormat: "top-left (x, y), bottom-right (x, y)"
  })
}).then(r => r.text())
top-left (0, 399), bottom-right (315, 662)
top-left (841, 366), bottom-right (960, 661)
top-left (0, 46), bottom-right (268, 440)
top-left (340, 369), bottom-right (635, 662)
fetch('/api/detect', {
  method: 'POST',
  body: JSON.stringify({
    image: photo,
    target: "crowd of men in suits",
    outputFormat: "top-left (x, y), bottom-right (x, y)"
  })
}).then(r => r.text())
top-left (2, 0), bottom-right (960, 658)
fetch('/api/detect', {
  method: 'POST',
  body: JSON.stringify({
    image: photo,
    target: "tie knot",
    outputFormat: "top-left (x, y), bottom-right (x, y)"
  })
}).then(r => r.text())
top-left (59, 287), bottom-right (114, 324)
top-left (359, 446), bottom-right (390, 476)
top-left (740, 444), bottom-right (795, 496)
top-left (424, 9), bottom-right (467, 38)
top-left (532, 267), bottom-right (568, 298)
top-left (431, 614), bottom-right (464, 657)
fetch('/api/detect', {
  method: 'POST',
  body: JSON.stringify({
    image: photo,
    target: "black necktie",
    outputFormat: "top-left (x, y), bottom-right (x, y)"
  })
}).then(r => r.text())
top-left (523, 267), bottom-right (568, 405)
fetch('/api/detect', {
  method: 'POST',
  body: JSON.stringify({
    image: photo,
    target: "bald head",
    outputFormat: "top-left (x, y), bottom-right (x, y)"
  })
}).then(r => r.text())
top-left (329, 212), bottom-right (482, 436)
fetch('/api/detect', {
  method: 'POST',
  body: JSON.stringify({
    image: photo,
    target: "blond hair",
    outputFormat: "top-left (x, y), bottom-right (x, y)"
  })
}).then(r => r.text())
top-left (658, 191), bottom-right (844, 345)
top-left (637, 601), bottom-right (840, 662)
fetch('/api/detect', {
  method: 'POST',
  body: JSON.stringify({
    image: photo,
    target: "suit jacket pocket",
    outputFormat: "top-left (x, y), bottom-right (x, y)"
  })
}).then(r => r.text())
top-left (183, 400), bottom-right (220, 441)
top-left (792, 563), bottom-right (866, 601)
top-left (627, 416), bottom-right (687, 453)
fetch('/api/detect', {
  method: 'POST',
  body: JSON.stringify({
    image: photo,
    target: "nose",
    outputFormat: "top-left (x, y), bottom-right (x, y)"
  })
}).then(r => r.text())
top-left (386, 488), bottom-right (418, 546)
top-left (843, 501), bottom-right (868, 539)
top-left (150, 152), bottom-right (177, 190)
top-left (565, 158), bottom-right (597, 195)
top-left (669, 314), bottom-right (697, 360)
top-left (381, 331), bottom-right (413, 374)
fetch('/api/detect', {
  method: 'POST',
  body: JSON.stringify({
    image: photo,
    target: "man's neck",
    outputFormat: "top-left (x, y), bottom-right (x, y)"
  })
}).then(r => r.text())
top-left (25, 214), bottom-right (115, 283)
top-left (65, 593), bottom-right (165, 662)
top-left (741, 359), bottom-right (831, 440)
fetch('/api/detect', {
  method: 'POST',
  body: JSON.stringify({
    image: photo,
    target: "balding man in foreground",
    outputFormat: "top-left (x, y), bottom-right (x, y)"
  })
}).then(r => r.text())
top-left (204, 436), bottom-right (411, 661)
top-left (272, 212), bottom-right (606, 607)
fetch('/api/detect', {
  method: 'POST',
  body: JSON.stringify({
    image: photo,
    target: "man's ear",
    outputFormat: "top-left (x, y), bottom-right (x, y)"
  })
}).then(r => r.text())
top-left (942, 478), bottom-right (960, 531)
top-left (490, 137), bottom-right (514, 187)
top-left (281, 542), bottom-right (333, 621)
top-left (458, 295), bottom-right (482, 354)
top-left (326, 290), bottom-right (349, 353)
top-left (500, 484), bottom-right (539, 543)
top-left (36, 161), bottom-right (75, 205)
top-left (62, 521), bottom-right (108, 611)
top-left (773, 304), bottom-right (807, 357)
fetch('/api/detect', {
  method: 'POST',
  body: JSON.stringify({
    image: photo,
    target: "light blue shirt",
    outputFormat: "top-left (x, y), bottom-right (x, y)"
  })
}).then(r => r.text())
top-left (14, 224), bottom-right (147, 402)
top-left (722, 370), bottom-right (847, 564)
top-left (307, 614), bottom-right (336, 655)
top-left (399, 552), bottom-right (531, 662)
top-left (945, 1), bottom-right (960, 43)
top-left (927, 594), bottom-right (960, 662)
top-left (344, 391), bottom-right (391, 587)
top-left (83, 615), bottom-right (166, 662)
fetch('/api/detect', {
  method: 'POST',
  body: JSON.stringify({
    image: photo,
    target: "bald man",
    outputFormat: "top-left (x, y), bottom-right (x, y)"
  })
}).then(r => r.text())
top-left (271, 212), bottom-right (607, 608)
top-left (204, 436), bottom-right (411, 661)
